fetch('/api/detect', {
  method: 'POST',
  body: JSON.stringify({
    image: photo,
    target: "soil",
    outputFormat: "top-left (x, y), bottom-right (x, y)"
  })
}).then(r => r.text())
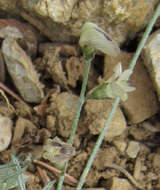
top-left (0, 18), bottom-right (160, 190)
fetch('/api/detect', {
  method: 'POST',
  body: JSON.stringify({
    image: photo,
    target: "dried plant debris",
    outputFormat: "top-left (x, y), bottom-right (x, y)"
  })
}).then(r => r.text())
top-left (1, 38), bottom-right (44, 103)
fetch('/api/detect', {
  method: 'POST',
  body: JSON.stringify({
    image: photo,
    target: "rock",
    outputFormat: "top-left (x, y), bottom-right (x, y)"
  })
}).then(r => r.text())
top-left (42, 45), bottom-right (98, 90)
top-left (104, 51), bottom-right (158, 124)
top-left (129, 124), bottom-right (154, 141)
top-left (84, 99), bottom-right (126, 141)
top-left (65, 56), bottom-right (84, 88)
top-left (68, 151), bottom-right (88, 179)
top-left (0, 115), bottom-right (12, 152)
top-left (2, 38), bottom-right (44, 103)
top-left (104, 177), bottom-right (136, 190)
top-left (65, 56), bottom-right (98, 90)
top-left (0, 19), bottom-right (38, 57)
top-left (85, 168), bottom-right (101, 187)
top-left (83, 188), bottom-right (105, 190)
top-left (93, 147), bottom-right (119, 170)
top-left (46, 115), bottom-right (56, 133)
top-left (0, 51), bottom-right (5, 82)
top-left (113, 139), bottom-right (127, 154)
top-left (12, 117), bottom-right (38, 145)
top-left (42, 46), bottom-right (69, 90)
top-left (34, 0), bottom-right (76, 23)
top-left (1, 1), bottom-right (157, 44)
top-left (48, 92), bottom-right (87, 138)
top-left (126, 141), bottom-right (140, 159)
top-left (20, 0), bottom-right (158, 45)
top-left (152, 154), bottom-right (160, 171)
top-left (142, 29), bottom-right (160, 102)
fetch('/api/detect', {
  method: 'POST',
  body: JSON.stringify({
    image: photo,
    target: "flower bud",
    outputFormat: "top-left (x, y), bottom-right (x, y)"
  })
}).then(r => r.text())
top-left (79, 22), bottom-right (120, 57)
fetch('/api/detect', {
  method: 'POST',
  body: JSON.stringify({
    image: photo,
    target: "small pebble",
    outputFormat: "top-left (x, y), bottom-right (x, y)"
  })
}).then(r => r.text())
top-left (0, 115), bottom-right (12, 152)
top-left (126, 141), bottom-right (140, 158)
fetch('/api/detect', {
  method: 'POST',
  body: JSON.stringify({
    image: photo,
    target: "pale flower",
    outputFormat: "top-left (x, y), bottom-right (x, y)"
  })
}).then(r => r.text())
top-left (79, 22), bottom-right (120, 57)
top-left (87, 63), bottom-right (135, 101)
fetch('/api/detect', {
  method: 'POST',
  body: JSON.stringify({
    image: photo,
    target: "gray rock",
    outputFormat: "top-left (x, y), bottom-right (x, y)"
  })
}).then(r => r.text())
top-left (104, 51), bottom-right (158, 124)
top-left (2, 38), bottom-right (44, 103)
top-left (0, 115), bottom-right (12, 152)
top-left (84, 99), bottom-right (126, 141)
top-left (126, 141), bottom-right (140, 159)
top-left (142, 30), bottom-right (160, 102)
top-left (0, 1), bottom-right (159, 44)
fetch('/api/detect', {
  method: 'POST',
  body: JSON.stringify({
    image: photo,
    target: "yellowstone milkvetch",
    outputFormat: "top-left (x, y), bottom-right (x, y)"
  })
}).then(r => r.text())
top-left (79, 22), bottom-right (120, 57)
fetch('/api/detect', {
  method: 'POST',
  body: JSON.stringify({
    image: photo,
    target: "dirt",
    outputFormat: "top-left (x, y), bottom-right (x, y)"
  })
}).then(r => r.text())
top-left (0, 18), bottom-right (160, 190)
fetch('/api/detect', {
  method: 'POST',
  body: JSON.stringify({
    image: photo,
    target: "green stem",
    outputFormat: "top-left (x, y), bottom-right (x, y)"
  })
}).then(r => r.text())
top-left (76, 98), bottom-right (120, 190)
top-left (129, 2), bottom-right (160, 71)
top-left (76, 2), bottom-right (160, 190)
top-left (56, 57), bottom-right (92, 190)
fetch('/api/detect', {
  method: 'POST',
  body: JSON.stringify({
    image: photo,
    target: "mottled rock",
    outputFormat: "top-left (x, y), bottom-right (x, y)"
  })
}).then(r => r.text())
top-left (0, 51), bottom-right (5, 82)
top-left (93, 147), bottom-right (119, 170)
top-left (34, 0), bottom-right (77, 23)
top-left (46, 115), bottom-right (56, 133)
top-left (42, 45), bottom-right (98, 90)
top-left (83, 188), bottom-right (105, 190)
top-left (0, 19), bottom-right (38, 57)
top-left (142, 30), bottom-right (160, 102)
top-left (65, 56), bottom-right (84, 88)
top-left (68, 151), bottom-right (88, 179)
top-left (84, 99), bottom-right (126, 141)
top-left (20, 0), bottom-right (159, 45)
top-left (113, 139), bottom-right (127, 154)
top-left (12, 117), bottom-right (38, 145)
top-left (42, 46), bottom-right (69, 90)
top-left (104, 51), bottom-right (158, 124)
top-left (152, 154), bottom-right (160, 171)
top-left (104, 177), bottom-right (136, 190)
top-left (48, 92), bottom-right (87, 138)
top-left (126, 141), bottom-right (140, 159)
top-left (0, 115), bottom-right (12, 152)
top-left (2, 38), bottom-right (44, 103)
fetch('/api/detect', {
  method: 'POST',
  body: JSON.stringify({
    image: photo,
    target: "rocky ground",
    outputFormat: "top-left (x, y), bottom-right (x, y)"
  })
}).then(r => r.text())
top-left (0, 1), bottom-right (160, 190)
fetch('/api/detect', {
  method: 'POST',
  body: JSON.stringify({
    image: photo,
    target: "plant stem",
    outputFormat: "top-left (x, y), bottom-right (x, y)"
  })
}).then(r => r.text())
top-left (76, 98), bottom-right (120, 190)
top-left (76, 2), bottom-right (160, 190)
top-left (56, 57), bottom-right (92, 190)
top-left (129, 2), bottom-right (160, 71)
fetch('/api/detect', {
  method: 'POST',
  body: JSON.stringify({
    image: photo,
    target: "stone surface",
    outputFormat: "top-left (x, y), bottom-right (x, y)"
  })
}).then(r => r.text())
top-left (0, 19), bottom-right (38, 57)
top-left (104, 51), bottom-right (158, 124)
top-left (142, 29), bottom-right (160, 102)
top-left (48, 92), bottom-right (87, 138)
top-left (42, 45), bottom-right (98, 90)
top-left (84, 99), bottom-right (126, 141)
top-left (1, 1), bottom-right (158, 45)
top-left (126, 141), bottom-right (140, 159)
top-left (0, 115), bottom-right (12, 152)
top-left (2, 38), bottom-right (44, 103)
top-left (104, 177), bottom-right (136, 190)
top-left (0, 51), bottom-right (5, 82)
top-left (152, 154), bottom-right (160, 171)
top-left (83, 188), bottom-right (105, 190)
top-left (93, 147), bottom-right (119, 170)
top-left (113, 139), bottom-right (127, 154)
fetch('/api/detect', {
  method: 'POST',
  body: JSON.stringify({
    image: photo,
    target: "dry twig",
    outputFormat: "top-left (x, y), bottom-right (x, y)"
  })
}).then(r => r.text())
top-left (34, 160), bottom-right (78, 186)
